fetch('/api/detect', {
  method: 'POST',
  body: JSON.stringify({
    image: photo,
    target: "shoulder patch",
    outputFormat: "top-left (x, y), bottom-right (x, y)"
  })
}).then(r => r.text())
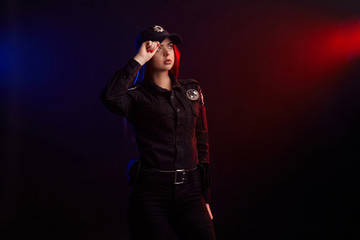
top-left (179, 79), bottom-right (200, 85)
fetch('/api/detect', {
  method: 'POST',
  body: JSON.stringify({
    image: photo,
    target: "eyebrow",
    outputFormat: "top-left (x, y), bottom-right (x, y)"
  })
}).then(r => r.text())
top-left (160, 42), bottom-right (174, 46)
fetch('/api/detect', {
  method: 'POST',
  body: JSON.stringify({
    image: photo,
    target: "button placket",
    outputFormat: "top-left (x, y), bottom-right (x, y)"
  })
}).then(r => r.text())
top-left (171, 90), bottom-right (187, 169)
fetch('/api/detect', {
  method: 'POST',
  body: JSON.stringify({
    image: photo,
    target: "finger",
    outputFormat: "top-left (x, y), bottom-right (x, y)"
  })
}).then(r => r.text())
top-left (150, 42), bottom-right (157, 52)
top-left (144, 41), bottom-right (152, 51)
top-left (143, 41), bottom-right (159, 53)
top-left (153, 41), bottom-right (161, 52)
top-left (147, 42), bottom-right (153, 52)
top-left (150, 41), bottom-right (158, 52)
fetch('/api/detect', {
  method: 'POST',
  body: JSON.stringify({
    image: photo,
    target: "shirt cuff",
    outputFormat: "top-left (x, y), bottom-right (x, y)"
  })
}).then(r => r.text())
top-left (128, 58), bottom-right (142, 72)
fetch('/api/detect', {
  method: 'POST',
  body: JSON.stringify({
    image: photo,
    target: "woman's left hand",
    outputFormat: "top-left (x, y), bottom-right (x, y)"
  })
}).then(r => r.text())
top-left (206, 203), bottom-right (213, 220)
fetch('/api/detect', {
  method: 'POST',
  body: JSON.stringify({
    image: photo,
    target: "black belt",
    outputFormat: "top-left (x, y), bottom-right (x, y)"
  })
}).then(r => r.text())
top-left (139, 167), bottom-right (199, 184)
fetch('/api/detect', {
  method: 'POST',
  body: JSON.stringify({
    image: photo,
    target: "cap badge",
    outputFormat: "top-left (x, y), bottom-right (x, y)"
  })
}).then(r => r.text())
top-left (186, 89), bottom-right (199, 101)
top-left (153, 25), bottom-right (164, 32)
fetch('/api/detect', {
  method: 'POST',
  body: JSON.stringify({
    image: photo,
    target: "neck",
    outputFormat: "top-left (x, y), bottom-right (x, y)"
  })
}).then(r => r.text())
top-left (151, 70), bottom-right (172, 91)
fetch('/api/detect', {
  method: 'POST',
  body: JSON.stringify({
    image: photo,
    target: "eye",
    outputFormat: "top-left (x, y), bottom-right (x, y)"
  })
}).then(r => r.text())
top-left (168, 44), bottom-right (174, 49)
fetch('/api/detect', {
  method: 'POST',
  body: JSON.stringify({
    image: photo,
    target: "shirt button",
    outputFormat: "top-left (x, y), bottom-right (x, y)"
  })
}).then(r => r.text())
top-left (171, 95), bottom-right (174, 99)
top-left (176, 108), bottom-right (180, 112)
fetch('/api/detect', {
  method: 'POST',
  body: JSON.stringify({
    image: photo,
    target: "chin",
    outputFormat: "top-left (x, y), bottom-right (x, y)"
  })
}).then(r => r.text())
top-left (162, 66), bottom-right (173, 71)
top-left (167, 64), bottom-right (174, 70)
top-left (153, 64), bottom-right (173, 72)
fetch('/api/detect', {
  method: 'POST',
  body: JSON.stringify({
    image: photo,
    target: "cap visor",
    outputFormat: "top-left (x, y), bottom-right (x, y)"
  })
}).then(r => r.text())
top-left (168, 33), bottom-right (183, 44)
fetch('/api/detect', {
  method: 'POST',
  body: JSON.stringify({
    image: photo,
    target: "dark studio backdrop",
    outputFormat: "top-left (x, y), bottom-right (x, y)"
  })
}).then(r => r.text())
top-left (1, 0), bottom-right (359, 239)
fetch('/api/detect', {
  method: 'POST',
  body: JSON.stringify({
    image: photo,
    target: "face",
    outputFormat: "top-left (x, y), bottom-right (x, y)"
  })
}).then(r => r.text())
top-left (149, 38), bottom-right (175, 72)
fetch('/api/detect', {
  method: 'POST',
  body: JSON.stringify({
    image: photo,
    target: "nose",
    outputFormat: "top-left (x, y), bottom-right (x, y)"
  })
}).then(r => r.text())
top-left (163, 47), bottom-right (170, 56)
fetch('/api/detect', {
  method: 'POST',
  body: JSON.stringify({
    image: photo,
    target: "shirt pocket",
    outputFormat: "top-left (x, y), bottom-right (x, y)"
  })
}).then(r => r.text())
top-left (151, 102), bottom-right (169, 118)
top-left (136, 103), bottom-right (154, 119)
top-left (149, 101), bottom-right (175, 133)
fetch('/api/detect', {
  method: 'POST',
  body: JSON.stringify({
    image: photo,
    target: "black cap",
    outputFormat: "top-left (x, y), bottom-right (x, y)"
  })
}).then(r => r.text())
top-left (135, 25), bottom-right (183, 50)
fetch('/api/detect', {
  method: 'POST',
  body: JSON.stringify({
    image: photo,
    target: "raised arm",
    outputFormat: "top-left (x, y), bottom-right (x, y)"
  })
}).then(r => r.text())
top-left (100, 41), bottom-right (160, 119)
top-left (100, 58), bottom-right (141, 119)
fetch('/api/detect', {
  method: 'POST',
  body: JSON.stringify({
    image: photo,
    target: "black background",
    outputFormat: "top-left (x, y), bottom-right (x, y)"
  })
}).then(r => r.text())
top-left (1, 0), bottom-right (359, 239)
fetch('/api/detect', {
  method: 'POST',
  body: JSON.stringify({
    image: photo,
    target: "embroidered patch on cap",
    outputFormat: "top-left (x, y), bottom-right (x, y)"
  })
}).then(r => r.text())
top-left (153, 25), bottom-right (164, 32)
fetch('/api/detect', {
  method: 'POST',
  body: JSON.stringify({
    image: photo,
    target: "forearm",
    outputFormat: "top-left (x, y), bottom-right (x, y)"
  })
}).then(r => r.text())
top-left (100, 58), bottom-right (142, 102)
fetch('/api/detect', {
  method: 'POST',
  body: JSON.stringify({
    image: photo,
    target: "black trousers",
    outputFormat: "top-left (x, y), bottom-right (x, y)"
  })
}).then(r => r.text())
top-left (127, 169), bottom-right (216, 240)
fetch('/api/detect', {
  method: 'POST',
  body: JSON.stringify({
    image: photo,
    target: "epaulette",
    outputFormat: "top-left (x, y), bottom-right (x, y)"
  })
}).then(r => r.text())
top-left (179, 79), bottom-right (200, 85)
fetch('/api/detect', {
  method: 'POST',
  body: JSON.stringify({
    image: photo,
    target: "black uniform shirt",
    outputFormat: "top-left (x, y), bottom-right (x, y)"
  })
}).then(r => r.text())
top-left (100, 58), bottom-right (209, 171)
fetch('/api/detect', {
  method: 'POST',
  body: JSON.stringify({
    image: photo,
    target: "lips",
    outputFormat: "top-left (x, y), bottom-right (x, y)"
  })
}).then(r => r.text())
top-left (164, 60), bottom-right (172, 65)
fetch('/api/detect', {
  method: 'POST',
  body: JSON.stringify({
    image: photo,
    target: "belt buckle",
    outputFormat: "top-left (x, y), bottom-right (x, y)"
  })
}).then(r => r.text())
top-left (174, 169), bottom-right (186, 184)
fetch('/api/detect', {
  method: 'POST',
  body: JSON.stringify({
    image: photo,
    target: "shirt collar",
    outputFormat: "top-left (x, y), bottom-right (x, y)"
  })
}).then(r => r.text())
top-left (142, 74), bottom-right (180, 93)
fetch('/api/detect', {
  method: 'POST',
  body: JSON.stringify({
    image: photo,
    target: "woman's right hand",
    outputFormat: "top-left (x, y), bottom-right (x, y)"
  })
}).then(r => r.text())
top-left (133, 41), bottom-right (160, 66)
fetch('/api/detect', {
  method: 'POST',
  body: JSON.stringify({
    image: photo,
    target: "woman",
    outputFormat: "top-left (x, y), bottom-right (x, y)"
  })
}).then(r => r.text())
top-left (100, 25), bottom-right (215, 240)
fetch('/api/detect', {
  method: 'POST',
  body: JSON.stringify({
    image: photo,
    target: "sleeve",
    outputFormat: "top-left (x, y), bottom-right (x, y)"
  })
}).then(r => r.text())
top-left (100, 58), bottom-right (142, 120)
top-left (195, 87), bottom-right (211, 203)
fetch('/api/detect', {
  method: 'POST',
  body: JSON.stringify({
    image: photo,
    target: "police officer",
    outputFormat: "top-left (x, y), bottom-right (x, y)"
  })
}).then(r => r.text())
top-left (100, 25), bottom-right (215, 240)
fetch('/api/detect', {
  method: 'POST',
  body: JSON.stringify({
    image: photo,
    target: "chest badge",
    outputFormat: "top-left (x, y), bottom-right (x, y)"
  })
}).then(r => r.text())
top-left (186, 89), bottom-right (199, 101)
